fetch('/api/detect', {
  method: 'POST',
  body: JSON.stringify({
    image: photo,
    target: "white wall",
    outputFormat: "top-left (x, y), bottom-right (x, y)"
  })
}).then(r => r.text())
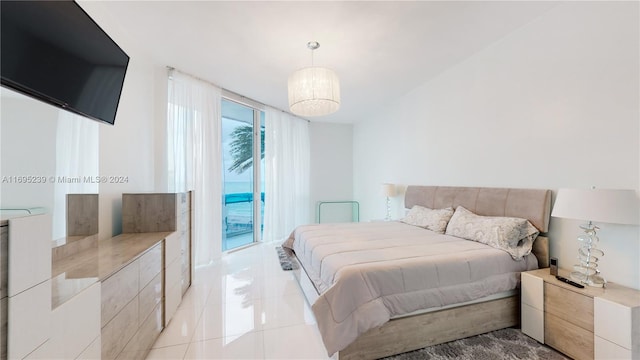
top-left (79, 1), bottom-right (164, 239)
top-left (0, 2), bottom-right (167, 243)
top-left (353, 2), bottom-right (639, 288)
top-left (0, 95), bottom-right (58, 211)
top-left (1, 88), bottom-right (101, 242)
top-left (98, 58), bottom-right (162, 238)
top-left (309, 122), bottom-right (354, 223)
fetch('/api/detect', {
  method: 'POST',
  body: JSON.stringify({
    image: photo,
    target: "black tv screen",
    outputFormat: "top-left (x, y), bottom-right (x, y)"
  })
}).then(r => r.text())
top-left (1, 0), bottom-right (129, 125)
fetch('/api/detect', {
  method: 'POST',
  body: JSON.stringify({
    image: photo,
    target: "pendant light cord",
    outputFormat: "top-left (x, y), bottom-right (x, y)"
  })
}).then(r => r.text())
top-left (307, 41), bottom-right (320, 67)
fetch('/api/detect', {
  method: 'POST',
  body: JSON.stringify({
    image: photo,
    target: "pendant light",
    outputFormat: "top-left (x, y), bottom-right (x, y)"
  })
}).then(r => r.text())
top-left (288, 41), bottom-right (340, 117)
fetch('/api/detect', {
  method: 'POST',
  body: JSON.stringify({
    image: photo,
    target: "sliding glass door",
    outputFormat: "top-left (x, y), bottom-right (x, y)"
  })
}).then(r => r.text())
top-left (221, 99), bottom-right (264, 251)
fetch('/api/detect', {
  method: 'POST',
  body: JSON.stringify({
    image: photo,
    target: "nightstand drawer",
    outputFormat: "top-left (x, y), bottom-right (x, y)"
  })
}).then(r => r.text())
top-left (595, 336), bottom-right (631, 360)
top-left (594, 297), bottom-right (631, 349)
top-left (545, 283), bottom-right (593, 331)
top-left (545, 312), bottom-right (594, 360)
top-left (521, 272), bottom-right (543, 310)
top-left (521, 303), bottom-right (544, 343)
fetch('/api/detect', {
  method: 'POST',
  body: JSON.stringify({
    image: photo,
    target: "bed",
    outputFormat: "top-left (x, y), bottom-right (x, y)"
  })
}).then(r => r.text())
top-left (283, 185), bottom-right (552, 360)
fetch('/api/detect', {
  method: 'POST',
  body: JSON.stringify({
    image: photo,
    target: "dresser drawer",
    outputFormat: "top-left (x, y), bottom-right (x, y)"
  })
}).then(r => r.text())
top-left (595, 336), bottom-right (632, 359)
top-left (181, 269), bottom-right (190, 296)
top-left (544, 283), bottom-right (593, 332)
top-left (165, 232), bottom-right (181, 266)
top-left (138, 273), bottom-right (162, 327)
top-left (139, 243), bottom-right (162, 289)
top-left (594, 297), bottom-right (631, 349)
top-left (181, 250), bottom-right (190, 274)
top-left (522, 303), bottom-right (544, 343)
top-left (101, 296), bottom-right (138, 360)
top-left (0, 226), bottom-right (7, 299)
top-left (545, 312), bottom-right (594, 360)
top-left (178, 192), bottom-right (189, 215)
top-left (117, 302), bottom-right (162, 360)
top-left (178, 213), bottom-right (189, 231)
top-left (102, 261), bottom-right (139, 327)
top-left (522, 272), bottom-right (543, 309)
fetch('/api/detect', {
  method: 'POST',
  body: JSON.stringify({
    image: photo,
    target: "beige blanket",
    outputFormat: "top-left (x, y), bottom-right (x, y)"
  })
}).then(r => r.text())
top-left (283, 221), bottom-right (538, 356)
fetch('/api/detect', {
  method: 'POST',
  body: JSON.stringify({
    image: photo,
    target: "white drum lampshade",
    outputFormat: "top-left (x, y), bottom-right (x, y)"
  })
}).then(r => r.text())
top-left (551, 188), bottom-right (639, 287)
top-left (288, 66), bottom-right (340, 117)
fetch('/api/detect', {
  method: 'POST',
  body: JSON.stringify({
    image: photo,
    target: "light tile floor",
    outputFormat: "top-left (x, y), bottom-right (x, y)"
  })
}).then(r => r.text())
top-left (146, 242), bottom-right (330, 360)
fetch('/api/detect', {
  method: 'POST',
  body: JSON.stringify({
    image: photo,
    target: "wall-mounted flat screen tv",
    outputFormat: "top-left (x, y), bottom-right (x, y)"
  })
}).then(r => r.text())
top-left (1, 0), bottom-right (129, 125)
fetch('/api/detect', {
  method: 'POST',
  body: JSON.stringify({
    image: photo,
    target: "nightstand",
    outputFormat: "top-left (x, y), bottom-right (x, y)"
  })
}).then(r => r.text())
top-left (521, 268), bottom-right (640, 360)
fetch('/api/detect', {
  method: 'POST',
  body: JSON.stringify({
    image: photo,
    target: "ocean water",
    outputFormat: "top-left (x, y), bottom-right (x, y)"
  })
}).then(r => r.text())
top-left (224, 181), bottom-right (253, 195)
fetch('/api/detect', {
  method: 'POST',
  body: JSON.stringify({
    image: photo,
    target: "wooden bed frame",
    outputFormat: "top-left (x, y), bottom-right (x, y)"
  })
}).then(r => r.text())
top-left (291, 186), bottom-right (552, 360)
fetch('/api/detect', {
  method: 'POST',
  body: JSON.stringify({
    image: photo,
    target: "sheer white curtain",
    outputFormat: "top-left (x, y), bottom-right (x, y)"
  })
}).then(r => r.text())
top-left (52, 111), bottom-right (99, 240)
top-left (263, 108), bottom-right (310, 243)
top-left (167, 70), bottom-right (222, 265)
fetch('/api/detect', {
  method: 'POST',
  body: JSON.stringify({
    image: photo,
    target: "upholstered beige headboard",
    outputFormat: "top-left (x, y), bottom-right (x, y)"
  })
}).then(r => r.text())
top-left (404, 186), bottom-right (552, 267)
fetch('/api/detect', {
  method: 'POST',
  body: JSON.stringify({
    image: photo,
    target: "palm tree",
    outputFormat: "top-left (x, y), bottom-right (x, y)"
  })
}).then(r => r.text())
top-left (227, 125), bottom-right (265, 174)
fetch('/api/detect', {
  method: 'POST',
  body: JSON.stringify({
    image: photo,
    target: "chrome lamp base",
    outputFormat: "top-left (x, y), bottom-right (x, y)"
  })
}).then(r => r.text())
top-left (570, 270), bottom-right (606, 288)
top-left (385, 196), bottom-right (391, 221)
top-left (571, 222), bottom-right (606, 288)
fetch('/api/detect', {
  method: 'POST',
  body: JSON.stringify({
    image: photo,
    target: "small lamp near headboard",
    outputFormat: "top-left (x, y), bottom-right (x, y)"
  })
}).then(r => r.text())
top-left (551, 187), bottom-right (639, 287)
top-left (382, 183), bottom-right (396, 221)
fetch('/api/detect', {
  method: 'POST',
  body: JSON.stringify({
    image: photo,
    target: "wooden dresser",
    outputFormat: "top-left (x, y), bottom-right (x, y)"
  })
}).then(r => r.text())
top-left (522, 268), bottom-right (640, 359)
top-left (122, 191), bottom-right (193, 327)
top-left (544, 279), bottom-right (595, 359)
top-left (99, 234), bottom-right (166, 360)
top-left (0, 192), bottom-right (194, 360)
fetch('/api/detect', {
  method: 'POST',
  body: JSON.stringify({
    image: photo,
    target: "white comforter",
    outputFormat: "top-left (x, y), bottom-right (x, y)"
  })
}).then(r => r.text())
top-left (283, 221), bottom-right (538, 356)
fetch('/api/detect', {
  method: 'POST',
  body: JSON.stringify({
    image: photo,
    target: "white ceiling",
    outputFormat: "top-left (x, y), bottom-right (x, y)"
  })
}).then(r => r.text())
top-left (80, 1), bottom-right (558, 124)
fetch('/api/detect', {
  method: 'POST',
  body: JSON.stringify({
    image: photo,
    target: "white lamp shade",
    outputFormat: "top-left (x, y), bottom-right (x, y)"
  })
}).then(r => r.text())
top-left (288, 66), bottom-right (340, 117)
top-left (382, 183), bottom-right (396, 197)
top-left (551, 188), bottom-right (640, 225)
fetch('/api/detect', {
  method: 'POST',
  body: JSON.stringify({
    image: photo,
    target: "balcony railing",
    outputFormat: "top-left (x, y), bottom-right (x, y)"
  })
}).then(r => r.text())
top-left (224, 192), bottom-right (264, 238)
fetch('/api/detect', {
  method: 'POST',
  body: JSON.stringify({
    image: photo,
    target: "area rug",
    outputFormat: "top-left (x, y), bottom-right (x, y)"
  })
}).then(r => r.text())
top-left (380, 328), bottom-right (568, 360)
top-left (276, 246), bottom-right (297, 271)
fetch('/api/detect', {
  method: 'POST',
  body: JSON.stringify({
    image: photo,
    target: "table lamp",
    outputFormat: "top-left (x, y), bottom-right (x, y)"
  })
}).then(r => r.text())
top-left (551, 188), bottom-right (639, 287)
top-left (382, 183), bottom-right (396, 221)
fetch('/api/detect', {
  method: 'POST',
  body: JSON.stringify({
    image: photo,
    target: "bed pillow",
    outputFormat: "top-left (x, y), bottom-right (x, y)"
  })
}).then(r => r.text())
top-left (401, 205), bottom-right (454, 233)
top-left (445, 206), bottom-right (539, 260)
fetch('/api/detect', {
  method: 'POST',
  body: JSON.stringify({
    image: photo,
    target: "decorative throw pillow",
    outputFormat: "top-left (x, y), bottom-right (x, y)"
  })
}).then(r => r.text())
top-left (401, 205), bottom-right (455, 233)
top-left (445, 206), bottom-right (539, 260)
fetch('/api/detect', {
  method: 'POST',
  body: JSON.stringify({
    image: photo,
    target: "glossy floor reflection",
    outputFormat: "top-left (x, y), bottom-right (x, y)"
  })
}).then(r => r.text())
top-left (146, 242), bottom-right (330, 360)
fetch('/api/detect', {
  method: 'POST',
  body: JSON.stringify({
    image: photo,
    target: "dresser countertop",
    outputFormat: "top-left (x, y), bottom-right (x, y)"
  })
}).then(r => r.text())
top-left (525, 268), bottom-right (640, 308)
top-left (51, 231), bottom-right (171, 309)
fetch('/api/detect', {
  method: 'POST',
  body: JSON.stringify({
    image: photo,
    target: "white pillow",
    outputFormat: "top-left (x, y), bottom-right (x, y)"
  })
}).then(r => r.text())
top-left (445, 206), bottom-right (539, 260)
top-left (401, 205), bottom-right (454, 233)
